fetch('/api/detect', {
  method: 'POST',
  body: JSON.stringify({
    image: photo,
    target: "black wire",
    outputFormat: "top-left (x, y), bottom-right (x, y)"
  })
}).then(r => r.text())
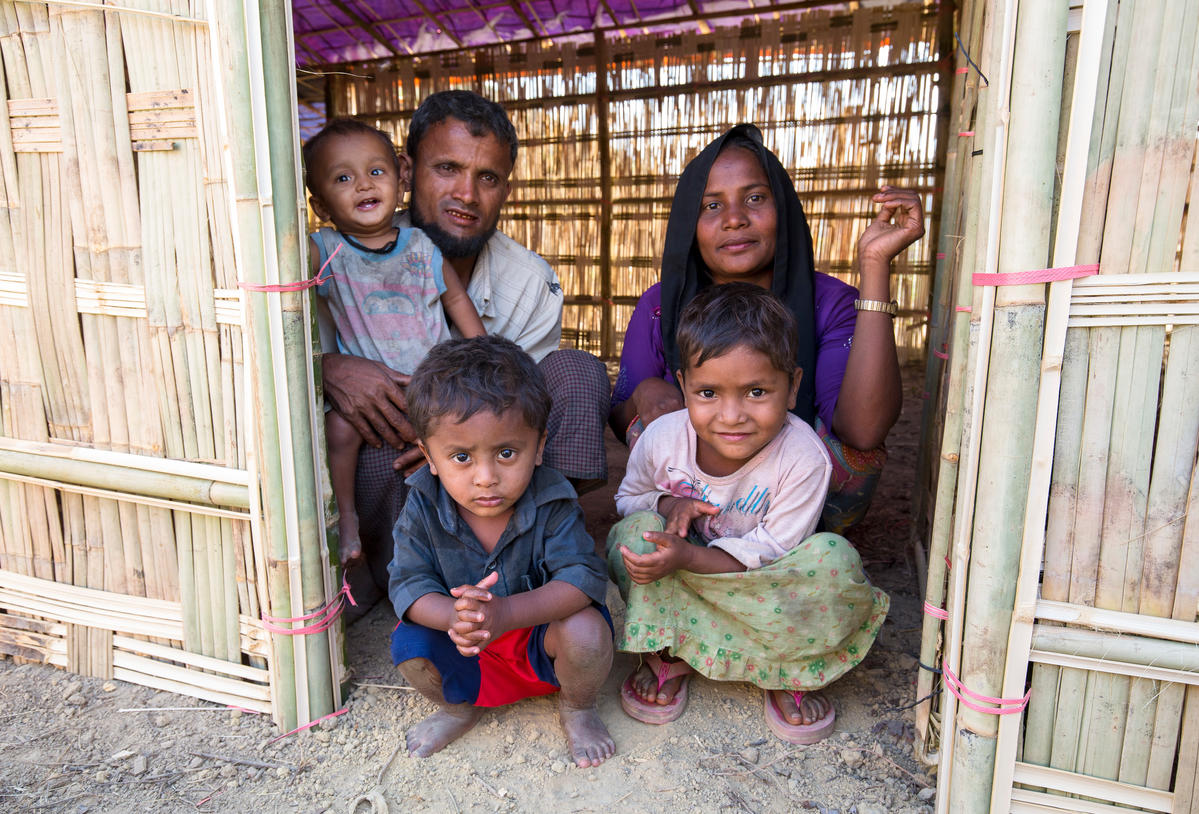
top-left (955, 32), bottom-right (990, 87)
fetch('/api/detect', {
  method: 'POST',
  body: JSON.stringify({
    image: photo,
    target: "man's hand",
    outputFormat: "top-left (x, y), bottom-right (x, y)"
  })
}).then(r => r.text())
top-left (392, 446), bottom-right (428, 477)
top-left (658, 495), bottom-right (721, 538)
top-left (631, 378), bottom-right (685, 428)
top-left (447, 572), bottom-right (510, 656)
top-left (620, 531), bottom-right (695, 584)
top-left (321, 353), bottom-right (416, 449)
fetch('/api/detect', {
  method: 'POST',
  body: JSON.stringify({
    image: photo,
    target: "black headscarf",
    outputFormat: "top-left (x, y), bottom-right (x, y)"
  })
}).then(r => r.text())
top-left (659, 124), bottom-right (818, 424)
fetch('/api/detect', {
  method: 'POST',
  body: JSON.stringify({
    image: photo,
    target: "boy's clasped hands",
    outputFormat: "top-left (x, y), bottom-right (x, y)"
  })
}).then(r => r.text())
top-left (447, 571), bottom-right (503, 656)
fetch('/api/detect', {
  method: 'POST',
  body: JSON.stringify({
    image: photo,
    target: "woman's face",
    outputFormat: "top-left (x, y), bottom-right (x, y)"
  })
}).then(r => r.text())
top-left (695, 146), bottom-right (778, 288)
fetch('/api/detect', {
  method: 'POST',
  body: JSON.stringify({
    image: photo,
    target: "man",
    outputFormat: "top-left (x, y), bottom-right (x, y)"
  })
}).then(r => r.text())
top-left (319, 91), bottom-right (610, 610)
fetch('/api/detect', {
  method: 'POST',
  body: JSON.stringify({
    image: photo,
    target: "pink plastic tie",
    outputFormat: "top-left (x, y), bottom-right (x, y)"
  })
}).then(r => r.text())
top-left (942, 662), bottom-right (1030, 715)
top-left (972, 263), bottom-right (1098, 288)
top-left (956, 305), bottom-right (972, 313)
top-left (956, 66), bottom-right (969, 74)
top-left (936, 252), bottom-right (946, 260)
top-left (934, 350), bottom-right (949, 360)
top-left (958, 131), bottom-right (975, 137)
top-left (923, 601), bottom-right (949, 620)
top-left (267, 707), bottom-right (348, 743)
top-left (262, 574), bottom-right (355, 636)
top-left (238, 242), bottom-right (342, 293)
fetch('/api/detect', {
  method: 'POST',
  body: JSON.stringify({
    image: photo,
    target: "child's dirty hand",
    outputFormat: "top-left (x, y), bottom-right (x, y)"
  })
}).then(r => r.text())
top-left (657, 495), bottom-right (720, 538)
top-left (448, 572), bottom-right (508, 656)
top-left (621, 530), bottom-right (695, 584)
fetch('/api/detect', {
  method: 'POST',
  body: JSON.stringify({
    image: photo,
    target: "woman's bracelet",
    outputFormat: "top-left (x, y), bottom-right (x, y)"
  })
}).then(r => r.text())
top-left (854, 298), bottom-right (898, 316)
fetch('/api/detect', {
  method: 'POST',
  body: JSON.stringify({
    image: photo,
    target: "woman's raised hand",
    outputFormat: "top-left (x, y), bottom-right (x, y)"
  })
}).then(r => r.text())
top-left (857, 186), bottom-right (925, 269)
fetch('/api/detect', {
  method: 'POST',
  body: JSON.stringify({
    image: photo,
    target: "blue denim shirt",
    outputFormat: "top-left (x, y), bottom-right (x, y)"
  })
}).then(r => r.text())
top-left (388, 465), bottom-right (607, 621)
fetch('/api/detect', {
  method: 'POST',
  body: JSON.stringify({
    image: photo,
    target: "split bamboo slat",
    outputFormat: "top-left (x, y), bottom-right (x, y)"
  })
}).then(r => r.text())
top-left (0, 0), bottom-right (338, 729)
top-left (321, 4), bottom-right (942, 362)
top-left (916, 0), bottom-right (1199, 811)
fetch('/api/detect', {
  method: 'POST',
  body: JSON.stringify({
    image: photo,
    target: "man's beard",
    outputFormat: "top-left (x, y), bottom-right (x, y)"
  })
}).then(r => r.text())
top-left (409, 198), bottom-right (498, 259)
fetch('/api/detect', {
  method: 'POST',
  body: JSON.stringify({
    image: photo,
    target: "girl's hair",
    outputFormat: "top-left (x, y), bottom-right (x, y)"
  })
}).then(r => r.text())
top-left (407, 336), bottom-right (550, 439)
top-left (302, 118), bottom-right (400, 192)
top-left (676, 282), bottom-right (799, 376)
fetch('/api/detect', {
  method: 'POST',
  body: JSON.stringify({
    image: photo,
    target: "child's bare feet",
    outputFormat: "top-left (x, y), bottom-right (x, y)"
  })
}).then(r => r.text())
top-left (628, 653), bottom-right (691, 705)
top-left (559, 700), bottom-right (615, 767)
top-left (770, 689), bottom-right (831, 725)
top-left (406, 704), bottom-right (484, 757)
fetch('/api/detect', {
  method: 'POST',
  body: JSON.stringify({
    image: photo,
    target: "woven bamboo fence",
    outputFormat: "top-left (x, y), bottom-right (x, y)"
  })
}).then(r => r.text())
top-left (0, 0), bottom-right (340, 730)
top-left (914, 0), bottom-right (1199, 811)
top-left (323, 3), bottom-right (946, 362)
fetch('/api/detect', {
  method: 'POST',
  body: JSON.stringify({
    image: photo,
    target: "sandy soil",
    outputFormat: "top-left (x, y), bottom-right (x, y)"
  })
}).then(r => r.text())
top-left (0, 365), bottom-right (935, 814)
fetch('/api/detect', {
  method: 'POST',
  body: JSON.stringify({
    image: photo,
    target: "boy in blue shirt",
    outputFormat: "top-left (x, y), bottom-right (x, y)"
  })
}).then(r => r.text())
top-left (388, 336), bottom-right (615, 767)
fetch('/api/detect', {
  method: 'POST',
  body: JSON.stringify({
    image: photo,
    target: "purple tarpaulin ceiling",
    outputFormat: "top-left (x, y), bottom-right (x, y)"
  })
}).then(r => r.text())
top-left (291, 0), bottom-right (832, 67)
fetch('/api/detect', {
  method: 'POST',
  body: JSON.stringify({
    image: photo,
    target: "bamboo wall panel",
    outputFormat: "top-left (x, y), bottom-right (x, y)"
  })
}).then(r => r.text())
top-left (325, 5), bottom-right (942, 361)
top-left (915, 0), bottom-right (1199, 811)
top-left (0, 0), bottom-right (339, 728)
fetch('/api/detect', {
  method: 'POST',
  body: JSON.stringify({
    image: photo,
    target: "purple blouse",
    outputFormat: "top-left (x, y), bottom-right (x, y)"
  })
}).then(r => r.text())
top-left (612, 273), bottom-right (859, 434)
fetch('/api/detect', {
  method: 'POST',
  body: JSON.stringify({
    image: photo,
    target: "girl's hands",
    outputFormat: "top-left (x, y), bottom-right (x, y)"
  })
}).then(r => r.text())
top-left (620, 530), bottom-right (696, 584)
top-left (857, 186), bottom-right (926, 269)
top-left (658, 495), bottom-right (720, 537)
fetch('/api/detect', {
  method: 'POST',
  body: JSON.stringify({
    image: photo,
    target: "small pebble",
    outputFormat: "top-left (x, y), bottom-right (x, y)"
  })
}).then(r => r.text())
top-left (220, 765), bottom-right (236, 778)
top-left (109, 750), bottom-right (136, 763)
top-left (101, 682), bottom-right (116, 692)
top-left (841, 748), bottom-right (864, 768)
top-left (94, 770), bottom-right (108, 783)
top-left (740, 746), bottom-right (760, 764)
top-left (152, 714), bottom-right (169, 729)
top-left (276, 767), bottom-right (290, 779)
top-left (188, 757), bottom-right (204, 770)
top-left (586, 773), bottom-right (597, 782)
top-left (230, 709), bottom-right (243, 722)
top-left (505, 734), bottom-right (515, 745)
top-left (858, 806), bottom-right (887, 814)
top-left (550, 760), bottom-right (566, 774)
top-left (568, 791), bottom-right (579, 799)
top-left (131, 755), bottom-right (148, 776)
top-left (66, 694), bottom-right (87, 707)
top-left (918, 788), bottom-right (937, 802)
top-left (314, 731), bottom-right (330, 744)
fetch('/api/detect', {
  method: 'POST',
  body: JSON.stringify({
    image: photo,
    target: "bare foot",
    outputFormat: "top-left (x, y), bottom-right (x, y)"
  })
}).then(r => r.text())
top-left (628, 654), bottom-right (691, 706)
top-left (406, 705), bottom-right (483, 757)
top-left (559, 701), bottom-right (615, 767)
top-left (771, 689), bottom-right (831, 725)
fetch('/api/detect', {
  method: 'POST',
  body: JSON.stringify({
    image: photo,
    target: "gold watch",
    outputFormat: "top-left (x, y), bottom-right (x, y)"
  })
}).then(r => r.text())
top-left (853, 298), bottom-right (898, 316)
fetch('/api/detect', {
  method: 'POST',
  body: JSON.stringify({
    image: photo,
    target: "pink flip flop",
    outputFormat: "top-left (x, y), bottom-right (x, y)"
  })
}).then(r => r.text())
top-left (764, 689), bottom-right (836, 744)
top-left (620, 653), bottom-right (693, 724)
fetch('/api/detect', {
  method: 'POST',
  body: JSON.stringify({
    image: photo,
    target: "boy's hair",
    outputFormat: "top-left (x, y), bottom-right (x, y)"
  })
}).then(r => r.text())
top-left (302, 118), bottom-right (399, 193)
top-left (676, 283), bottom-right (798, 376)
top-left (407, 336), bottom-right (550, 438)
top-left (406, 91), bottom-right (519, 168)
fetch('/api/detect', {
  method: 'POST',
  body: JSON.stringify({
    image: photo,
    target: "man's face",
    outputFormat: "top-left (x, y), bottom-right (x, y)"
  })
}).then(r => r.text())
top-left (402, 117), bottom-right (512, 259)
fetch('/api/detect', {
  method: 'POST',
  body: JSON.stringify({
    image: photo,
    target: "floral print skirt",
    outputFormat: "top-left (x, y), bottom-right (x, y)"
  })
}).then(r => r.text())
top-left (608, 511), bottom-right (889, 691)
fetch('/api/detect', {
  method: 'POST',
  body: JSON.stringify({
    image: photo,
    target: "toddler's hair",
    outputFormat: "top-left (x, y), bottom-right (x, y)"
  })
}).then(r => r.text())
top-left (407, 336), bottom-right (550, 439)
top-left (302, 118), bottom-right (400, 193)
top-left (677, 282), bottom-right (798, 376)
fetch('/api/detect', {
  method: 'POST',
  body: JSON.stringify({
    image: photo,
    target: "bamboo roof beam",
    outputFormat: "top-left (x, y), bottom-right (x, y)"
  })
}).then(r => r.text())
top-left (410, 0), bottom-right (464, 49)
top-left (504, 0), bottom-right (541, 37)
top-left (321, 0), bottom-right (404, 58)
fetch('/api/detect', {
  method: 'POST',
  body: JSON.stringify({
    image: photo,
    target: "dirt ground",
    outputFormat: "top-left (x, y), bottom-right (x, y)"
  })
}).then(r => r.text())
top-left (0, 365), bottom-right (936, 814)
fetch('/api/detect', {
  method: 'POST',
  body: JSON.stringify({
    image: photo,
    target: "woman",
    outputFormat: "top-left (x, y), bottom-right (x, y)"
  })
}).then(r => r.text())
top-left (611, 124), bottom-right (924, 534)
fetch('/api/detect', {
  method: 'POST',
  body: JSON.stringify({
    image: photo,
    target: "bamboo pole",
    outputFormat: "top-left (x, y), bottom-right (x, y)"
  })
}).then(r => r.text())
top-left (203, 0), bottom-right (296, 729)
top-left (948, 2), bottom-right (1067, 810)
top-left (258, 0), bottom-right (336, 720)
